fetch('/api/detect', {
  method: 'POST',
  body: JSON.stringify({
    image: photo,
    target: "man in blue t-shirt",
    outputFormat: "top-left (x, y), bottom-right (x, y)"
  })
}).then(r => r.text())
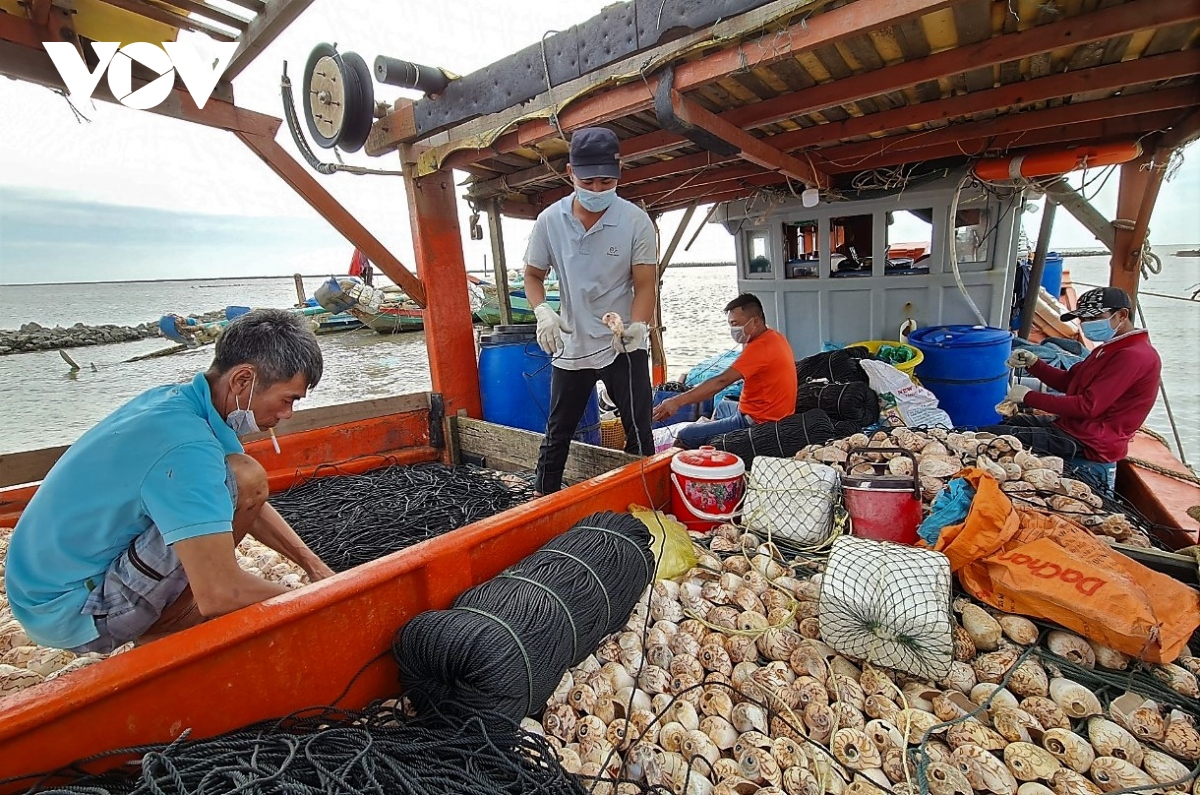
top-left (4, 309), bottom-right (335, 652)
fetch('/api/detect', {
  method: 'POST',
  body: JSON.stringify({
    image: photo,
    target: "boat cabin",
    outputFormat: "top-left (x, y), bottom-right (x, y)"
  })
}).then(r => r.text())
top-left (718, 172), bottom-right (1022, 354)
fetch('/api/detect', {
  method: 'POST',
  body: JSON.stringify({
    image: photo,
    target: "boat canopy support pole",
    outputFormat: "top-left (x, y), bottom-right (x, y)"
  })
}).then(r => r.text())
top-left (486, 199), bottom-right (514, 326)
top-left (1109, 152), bottom-right (1162, 306)
top-left (402, 155), bottom-right (482, 424)
top-left (236, 132), bottom-right (428, 306)
top-left (649, 203), bottom-right (698, 383)
top-left (1019, 200), bottom-right (1058, 340)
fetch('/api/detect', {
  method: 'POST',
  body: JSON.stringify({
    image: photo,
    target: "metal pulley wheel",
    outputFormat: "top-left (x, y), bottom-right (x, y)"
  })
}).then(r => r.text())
top-left (302, 43), bottom-right (374, 153)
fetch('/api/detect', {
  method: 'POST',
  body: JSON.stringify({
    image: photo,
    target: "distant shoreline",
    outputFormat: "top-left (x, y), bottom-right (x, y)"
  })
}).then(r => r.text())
top-left (0, 262), bottom-right (740, 287)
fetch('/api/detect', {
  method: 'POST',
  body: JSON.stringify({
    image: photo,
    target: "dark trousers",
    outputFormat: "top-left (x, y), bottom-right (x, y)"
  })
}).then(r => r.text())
top-left (980, 414), bottom-right (1083, 460)
top-left (535, 349), bottom-right (654, 494)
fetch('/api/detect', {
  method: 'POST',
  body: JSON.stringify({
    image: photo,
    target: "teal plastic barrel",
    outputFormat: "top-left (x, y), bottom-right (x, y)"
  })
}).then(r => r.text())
top-left (908, 325), bottom-right (1013, 427)
top-left (1040, 252), bottom-right (1064, 298)
top-left (478, 325), bottom-right (601, 445)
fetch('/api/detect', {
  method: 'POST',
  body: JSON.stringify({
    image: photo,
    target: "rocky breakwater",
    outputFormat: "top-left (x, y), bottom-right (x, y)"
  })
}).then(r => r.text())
top-left (0, 321), bottom-right (160, 356)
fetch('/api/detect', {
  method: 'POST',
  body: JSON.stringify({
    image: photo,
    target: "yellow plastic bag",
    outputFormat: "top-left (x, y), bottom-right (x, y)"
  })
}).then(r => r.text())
top-left (630, 504), bottom-right (696, 580)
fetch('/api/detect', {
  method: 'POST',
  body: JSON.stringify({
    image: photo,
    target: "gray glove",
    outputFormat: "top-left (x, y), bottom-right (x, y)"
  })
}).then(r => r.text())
top-left (612, 321), bottom-right (648, 354)
top-left (1007, 349), bottom-right (1039, 369)
top-left (533, 303), bottom-right (572, 354)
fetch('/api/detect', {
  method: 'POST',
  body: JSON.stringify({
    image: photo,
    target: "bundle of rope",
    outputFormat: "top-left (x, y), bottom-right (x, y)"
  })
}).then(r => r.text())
top-left (708, 408), bottom-right (854, 467)
top-left (24, 701), bottom-right (592, 794)
top-left (394, 512), bottom-right (655, 721)
top-left (794, 348), bottom-right (871, 385)
top-left (272, 463), bottom-right (534, 572)
top-left (796, 379), bottom-right (880, 429)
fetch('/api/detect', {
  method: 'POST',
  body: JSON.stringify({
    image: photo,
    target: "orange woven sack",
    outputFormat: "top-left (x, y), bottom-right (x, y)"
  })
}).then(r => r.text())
top-left (935, 469), bottom-right (1200, 663)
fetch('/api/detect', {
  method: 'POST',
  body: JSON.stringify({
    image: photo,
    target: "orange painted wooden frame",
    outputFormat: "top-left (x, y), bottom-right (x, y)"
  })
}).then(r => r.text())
top-left (0, 449), bottom-right (674, 786)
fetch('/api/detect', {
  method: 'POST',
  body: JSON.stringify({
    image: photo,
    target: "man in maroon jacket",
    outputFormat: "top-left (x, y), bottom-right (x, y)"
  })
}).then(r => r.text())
top-left (986, 287), bottom-right (1161, 490)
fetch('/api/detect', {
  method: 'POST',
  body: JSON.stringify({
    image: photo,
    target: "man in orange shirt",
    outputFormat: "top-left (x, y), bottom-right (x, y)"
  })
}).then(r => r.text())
top-left (653, 293), bottom-right (797, 448)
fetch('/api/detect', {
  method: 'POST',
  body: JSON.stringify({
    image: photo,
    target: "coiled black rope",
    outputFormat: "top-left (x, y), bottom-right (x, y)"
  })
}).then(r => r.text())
top-left (271, 463), bottom-right (534, 572)
top-left (23, 701), bottom-right (591, 795)
top-left (394, 512), bottom-right (654, 721)
top-left (707, 408), bottom-right (846, 467)
top-left (796, 379), bottom-right (880, 429)
top-left (795, 349), bottom-right (871, 385)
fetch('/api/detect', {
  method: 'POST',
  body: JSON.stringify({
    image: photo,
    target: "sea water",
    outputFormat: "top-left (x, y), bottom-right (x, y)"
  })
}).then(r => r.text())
top-left (0, 254), bottom-right (1196, 462)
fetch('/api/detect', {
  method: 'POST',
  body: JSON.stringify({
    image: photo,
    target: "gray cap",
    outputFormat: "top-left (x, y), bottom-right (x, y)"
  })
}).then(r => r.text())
top-left (569, 127), bottom-right (621, 179)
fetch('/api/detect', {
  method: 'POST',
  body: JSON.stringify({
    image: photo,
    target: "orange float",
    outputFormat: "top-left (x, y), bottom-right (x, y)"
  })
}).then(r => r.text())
top-left (973, 142), bottom-right (1142, 181)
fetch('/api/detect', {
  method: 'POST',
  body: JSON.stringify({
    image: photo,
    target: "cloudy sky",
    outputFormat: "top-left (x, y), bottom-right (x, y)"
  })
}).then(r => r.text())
top-left (0, 0), bottom-right (1197, 284)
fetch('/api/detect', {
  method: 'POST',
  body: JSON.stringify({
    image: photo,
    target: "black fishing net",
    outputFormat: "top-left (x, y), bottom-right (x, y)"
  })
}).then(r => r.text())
top-left (23, 702), bottom-right (592, 795)
top-left (794, 349), bottom-right (871, 385)
top-left (271, 463), bottom-right (535, 572)
top-left (707, 409), bottom-right (854, 467)
top-left (395, 512), bottom-right (655, 721)
top-left (796, 380), bottom-right (880, 429)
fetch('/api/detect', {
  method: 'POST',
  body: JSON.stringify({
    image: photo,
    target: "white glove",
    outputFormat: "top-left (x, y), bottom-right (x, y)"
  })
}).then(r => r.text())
top-left (1006, 384), bottom-right (1032, 404)
top-left (1006, 349), bottom-right (1039, 369)
top-left (533, 303), bottom-right (571, 354)
top-left (612, 321), bottom-right (648, 354)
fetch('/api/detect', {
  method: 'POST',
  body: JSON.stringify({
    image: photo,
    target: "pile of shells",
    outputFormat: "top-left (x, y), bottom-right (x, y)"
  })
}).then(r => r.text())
top-left (0, 526), bottom-right (308, 699)
top-left (524, 524), bottom-right (1200, 795)
top-left (794, 428), bottom-right (1152, 547)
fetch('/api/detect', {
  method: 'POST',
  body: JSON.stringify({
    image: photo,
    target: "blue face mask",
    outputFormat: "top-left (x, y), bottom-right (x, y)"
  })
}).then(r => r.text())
top-left (1081, 316), bottom-right (1116, 342)
top-left (730, 325), bottom-right (748, 344)
top-left (225, 376), bottom-right (260, 436)
top-left (575, 185), bottom-right (617, 212)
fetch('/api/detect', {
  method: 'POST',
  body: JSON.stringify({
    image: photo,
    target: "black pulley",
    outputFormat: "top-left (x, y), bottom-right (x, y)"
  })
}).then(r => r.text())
top-left (301, 43), bottom-right (374, 153)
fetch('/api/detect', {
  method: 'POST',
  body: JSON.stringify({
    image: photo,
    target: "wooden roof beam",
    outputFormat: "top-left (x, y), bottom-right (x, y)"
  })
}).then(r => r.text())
top-left (817, 86), bottom-right (1199, 170)
top-left (100, 0), bottom-right (237, 41)
top-left (0, 15), bottom-right (270, 135)
top-left (223, 0), bottom-right (318, 82)
top-left (773, 50), bottom-right (1200, 155)
top-left (663, 89), bottom-right (825, 188)
top-left (422, 0), bottom-right (960, 171)
top-left (820, 110), bottom-right (1184, 173)
top-left (607, 0), bottom-right (1200, 165)
top-left (1158, 108), bottom-right (1200, 151)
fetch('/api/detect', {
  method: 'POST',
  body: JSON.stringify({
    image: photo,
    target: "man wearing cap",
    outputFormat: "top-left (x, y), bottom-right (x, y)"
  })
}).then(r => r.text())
top-left (524, 126), bottom-right (658, 494)
top-left (987, 286), bottom-right (1161, 489)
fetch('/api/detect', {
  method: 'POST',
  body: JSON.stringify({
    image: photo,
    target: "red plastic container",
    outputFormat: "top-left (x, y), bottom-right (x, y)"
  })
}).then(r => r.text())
top-left (842, 448), bottom-right (923, 545)
top-left (670, 446), bottom-right (745, 535)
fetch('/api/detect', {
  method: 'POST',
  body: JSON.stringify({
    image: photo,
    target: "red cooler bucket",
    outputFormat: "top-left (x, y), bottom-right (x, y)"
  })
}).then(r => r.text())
top-left (842, 447), bottom-right (923, 545)
top-left (670, 446), bottom-right (746, 535)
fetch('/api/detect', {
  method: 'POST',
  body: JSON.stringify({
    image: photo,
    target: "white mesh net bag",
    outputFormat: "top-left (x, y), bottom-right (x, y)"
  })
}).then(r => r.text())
top-left (818, 535), bottom-right (954, 679)
top-left (743, 457), bottom-right (839, 546)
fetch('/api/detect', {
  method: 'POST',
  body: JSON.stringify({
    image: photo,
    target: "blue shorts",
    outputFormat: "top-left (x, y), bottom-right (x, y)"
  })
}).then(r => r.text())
top-left (69, 462), bottom-right (238, 653)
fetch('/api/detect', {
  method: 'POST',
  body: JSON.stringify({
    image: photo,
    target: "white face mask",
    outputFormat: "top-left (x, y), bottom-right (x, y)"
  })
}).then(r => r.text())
top-left (225, 375), bottom-right (260, 436)
top-left (730, 325), bottom-right (748, 344)
top-left (575, 185), bottom-right (617, 212)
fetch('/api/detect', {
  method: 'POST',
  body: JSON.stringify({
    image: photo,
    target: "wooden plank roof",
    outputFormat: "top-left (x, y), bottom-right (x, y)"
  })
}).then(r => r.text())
top-left (367, 0), bottom-right (1200, 219)
top-left (0, 0), bottom-right (312, 90)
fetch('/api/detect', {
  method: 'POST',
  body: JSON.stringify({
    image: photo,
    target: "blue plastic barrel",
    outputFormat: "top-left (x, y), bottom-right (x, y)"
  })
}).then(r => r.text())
top-left (1040, 252), bottom-right (1064, 299)
top-left (478, 325), bottom-right (601, 445)
top-left (908, 325), bottom-right (1014, 427)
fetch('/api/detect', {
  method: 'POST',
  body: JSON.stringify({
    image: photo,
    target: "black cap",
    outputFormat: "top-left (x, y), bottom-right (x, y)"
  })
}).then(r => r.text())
top-left (1060, 286), bottom-right (1133, 321)
top-left (569, 127), bottom-right (621, 179)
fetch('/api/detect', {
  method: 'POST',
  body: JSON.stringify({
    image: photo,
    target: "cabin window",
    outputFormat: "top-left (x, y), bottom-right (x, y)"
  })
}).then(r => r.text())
top-left (782, 220), bottom-right (819, 279)
top-left (954, 207), bottom-right (991, 263)
top-left (829, 214), bottom-right (873, 278)
top-left (744, 229), bottom-right (773, 279)
top-left (884, 209), bottom-right (934, 277)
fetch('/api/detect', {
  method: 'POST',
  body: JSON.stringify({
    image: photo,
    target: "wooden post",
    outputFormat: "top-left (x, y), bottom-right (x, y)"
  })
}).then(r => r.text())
top-left (649, 204), bottom-right (698, 385)
top-left (1019, 201), bottom-right (1057, 340)
top-left (1109, 153), bottom-right (1155, 306)
top-left (293, 274), bottom-right (306, 307)
top-left (401, 157), bottom-right (482, 422)
top-left (486, 198), bottom-right (514, 326)
top-left (1118, 148), bottom-right (1169, 302)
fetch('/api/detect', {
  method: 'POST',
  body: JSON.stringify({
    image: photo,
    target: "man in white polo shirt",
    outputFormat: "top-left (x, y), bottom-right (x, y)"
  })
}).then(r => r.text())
top-left (524, 126), bottom-right (658, 494)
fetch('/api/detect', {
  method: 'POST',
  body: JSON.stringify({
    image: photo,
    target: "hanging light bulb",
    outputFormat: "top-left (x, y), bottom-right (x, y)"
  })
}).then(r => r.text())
top-left (801, 188), bottom-right (820, 208)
